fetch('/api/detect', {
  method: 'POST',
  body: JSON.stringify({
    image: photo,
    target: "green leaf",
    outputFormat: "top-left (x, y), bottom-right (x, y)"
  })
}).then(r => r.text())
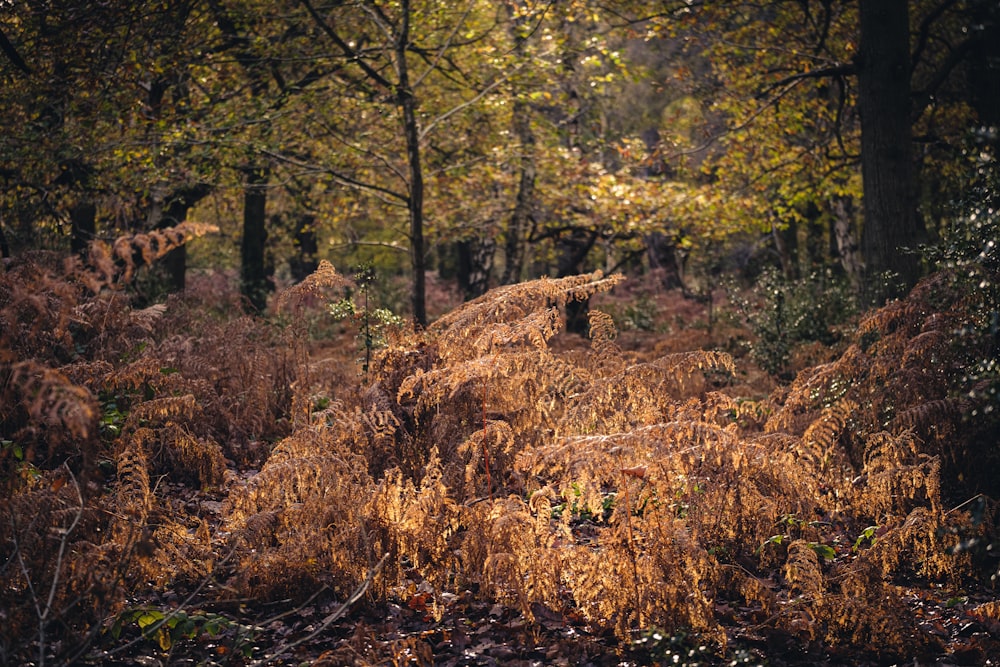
top-left (808, 543), bottom-right (836, 560)
top-left (136, 610), bottom-right (165, 630)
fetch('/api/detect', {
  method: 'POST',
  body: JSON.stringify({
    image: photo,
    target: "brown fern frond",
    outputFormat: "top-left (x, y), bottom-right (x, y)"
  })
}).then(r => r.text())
top-left (160, 422), bottom-right (227, 488)
top-left (857, 299), bottom-right (926, 339)
top-left (518, 421), bottom-right (740, 517)
top-left (124, 394), bottom-right (199, 429)
top-left (854, 432), bottom-right (942, 520)
top-left (891, 397), bottom-right (969, 433)
top-left (429, 271), bottom-right (623, 362)
top-left (783, 539), bottom-right (824, 602)
top-left (860, 505), bottom-right (969, 582)
top-left (3, 360), bottom-right (98, 442)
top-left (225, 429), bottom-right (375, 598)
top-left (800, 398), bottom-right (857, 471)
top-left (587, 309), bottom-right (623, 370)
top-left (367, 448), bottom-right (461, 597)
top-left (273, 259), bottom-right (354, 315)
top-left (457, 419), bottom-right (515, 499)
top-left (103, 221), bottom-right (219, 285)
top-left (764, 348), bottom-right (859, 434)
top-left (110, 428), bottom-right (154, 546)
top-left (562, 351), bottom-right (735, 434)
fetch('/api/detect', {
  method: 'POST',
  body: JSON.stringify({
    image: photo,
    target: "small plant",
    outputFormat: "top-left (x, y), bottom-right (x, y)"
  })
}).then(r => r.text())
top-left (853, 525), bottom-right (879, 552)
top-left (108, 607), bottom-right (256, 658)
top-left (329, 264), bottom-right (403, 374)
top-left (620, 293), bottom-right (660, 332)
top-left (1, 438), bottom-right (41, 487)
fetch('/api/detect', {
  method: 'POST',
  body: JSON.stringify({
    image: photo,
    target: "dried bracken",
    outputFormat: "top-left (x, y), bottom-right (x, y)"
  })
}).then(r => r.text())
top-left (2, 257), bottom-right (998, 664)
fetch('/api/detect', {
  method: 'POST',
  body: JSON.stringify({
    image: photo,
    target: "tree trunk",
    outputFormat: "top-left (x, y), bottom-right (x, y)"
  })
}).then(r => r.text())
top-left (289, 212), bottom-right (319, 283)
top-left (857, 0), bottom-right (924, 303)
top-left (646, 232), bottom-right (685, 290)
top-left (397, 0), bottom-right (427, 327)
top-left (0, 217), bottom-right (9, 258)
top-left (501, 102), bottom-right (536, 285)
top-left (70, 201), bottom-right (96, 255)
top-left (969, 1), bottom-right (1000, 137)
top-left (832, 196), bottom-right (863, 291)
top-left (150, 184), bottom-right (211, 292)
top-left (557, 229), bottom-right (598, 335)
top-left (772, 220), bottom-right (798, 279)
top-left (457, 236), bottom-right (496, 300)
top-left (241, 165), bottom-right (271, 312)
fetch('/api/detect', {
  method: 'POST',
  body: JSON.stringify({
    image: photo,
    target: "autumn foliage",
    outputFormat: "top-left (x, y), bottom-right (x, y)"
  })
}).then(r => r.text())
top-left (2, 237), bottom-right (999, 664)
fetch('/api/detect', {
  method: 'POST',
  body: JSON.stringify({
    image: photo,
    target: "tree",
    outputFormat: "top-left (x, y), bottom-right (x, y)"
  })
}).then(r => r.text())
top-left (632, 1), bottom-right (993, 298)
top-left (857, 0), bottom-right (922, 300)
top-left (0, 1), bottom-right (215, 263)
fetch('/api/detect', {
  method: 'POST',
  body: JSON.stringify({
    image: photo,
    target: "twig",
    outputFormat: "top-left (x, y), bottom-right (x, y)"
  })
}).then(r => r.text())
top-left (251, 552), bottom-right (390, 666)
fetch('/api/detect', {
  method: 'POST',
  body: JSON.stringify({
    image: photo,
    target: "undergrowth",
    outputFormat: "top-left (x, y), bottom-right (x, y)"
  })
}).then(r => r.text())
top-left (2, 231), bottom-right (999, 664)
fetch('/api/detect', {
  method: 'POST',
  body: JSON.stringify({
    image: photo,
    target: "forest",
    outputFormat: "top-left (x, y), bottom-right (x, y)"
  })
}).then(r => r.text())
top-left (2, 1), bottom-right (1000, 665)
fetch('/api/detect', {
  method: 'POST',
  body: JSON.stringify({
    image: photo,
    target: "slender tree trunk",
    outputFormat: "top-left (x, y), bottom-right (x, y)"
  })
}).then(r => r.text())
top-left (0, 216), bottom-right (9, 258)
top-left (772, 220), bottom-right (798, 279)
top-left (858, 0), bottom-right (924, 303)
top-left (646, 232), bottom-right (685, 290)
top-left (241, 165), bottom-right (271, 312)
top-left (502, 101), bottom-right (536, 285)
top-left (557, 230), bottom-right (599, 335)
top-left (832, 196), bottom-right (862, 291)
top-left (397, 2), bottom-right (427, 327)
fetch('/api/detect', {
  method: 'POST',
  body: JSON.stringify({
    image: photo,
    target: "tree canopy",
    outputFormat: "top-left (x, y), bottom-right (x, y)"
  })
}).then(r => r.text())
top-left (1, 0), bottom-right (997, 314)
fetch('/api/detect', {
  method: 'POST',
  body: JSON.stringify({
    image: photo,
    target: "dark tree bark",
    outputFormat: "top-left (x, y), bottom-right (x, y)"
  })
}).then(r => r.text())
top-left (0, 218), bottom-right (9, 258)
top-left (69, 202), bottom-right (96, 255)
top-left (147, 184), bottom-right (211, 291)
top-left (457, 236), bottom-right (496, 300)
top-left (556, 229), bottom-right (599, 335)
top-left (772, 219), bottom-right (799, 279)
top-left (501, 98), bottom-right (536, 285)
top-left (969, 0), bottom-right (1000, 131)
top-left (289, 212), bottom-right (319, 283)
top-left (645, 232), bottom-right (686, 290)
top-left (241, 166), bottom-right (271, 312)
top-left (857, 0), bottom-right (924, 303)
top-left (397, 0), bottom-right (427, 327)
top-left (832, 196), bottom-right (863, 291)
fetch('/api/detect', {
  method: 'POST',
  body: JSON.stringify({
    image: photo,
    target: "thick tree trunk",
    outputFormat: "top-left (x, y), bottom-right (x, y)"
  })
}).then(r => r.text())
top-left (457, 236), bottom-right (496, 300)
top-left (70, 201), bottom-right (96, 255)
top-left (241, 165), bottom-right (271, 312)
top-left (857, 0), bottom-right (924, 303)
top-left (289, 213), bottom-right (319, 283)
